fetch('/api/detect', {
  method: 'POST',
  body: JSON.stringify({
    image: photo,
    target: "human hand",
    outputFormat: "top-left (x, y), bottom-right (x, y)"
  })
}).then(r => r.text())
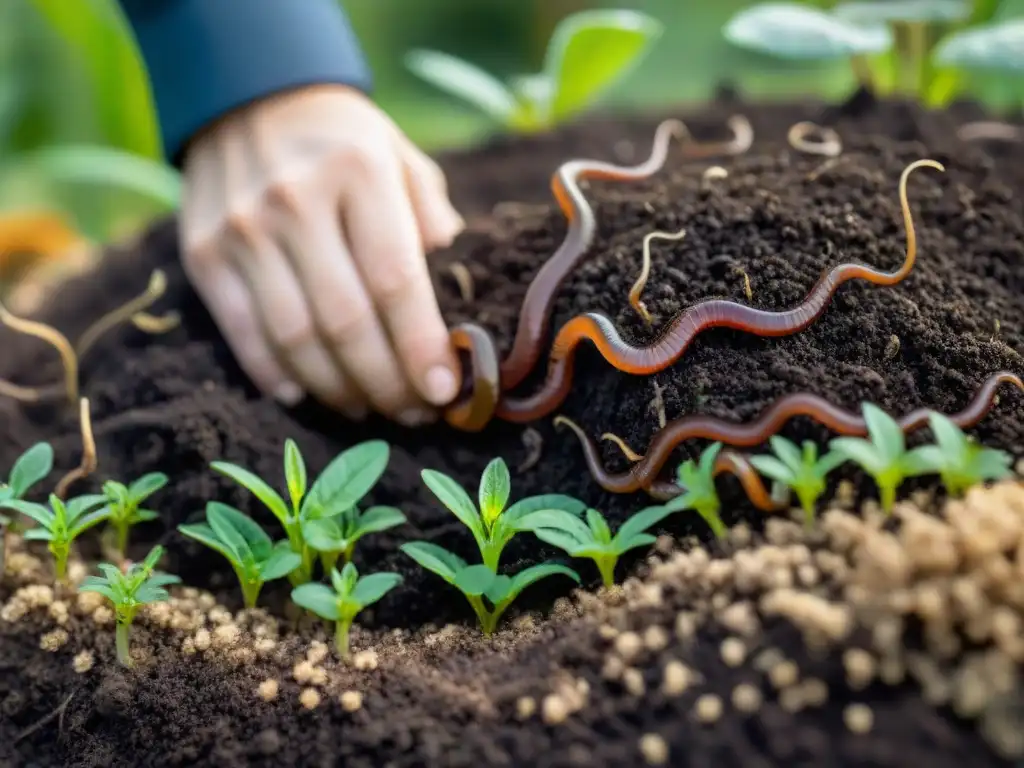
top-left (179, 84), bottom-right (464, 425)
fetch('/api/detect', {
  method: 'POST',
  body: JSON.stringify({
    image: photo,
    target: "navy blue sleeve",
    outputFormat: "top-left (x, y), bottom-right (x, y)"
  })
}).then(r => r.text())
top-left (118, 0), bottom-right (372, 164)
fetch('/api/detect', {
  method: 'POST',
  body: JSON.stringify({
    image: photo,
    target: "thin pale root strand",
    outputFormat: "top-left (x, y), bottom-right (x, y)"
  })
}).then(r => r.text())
top-left (447, 262), bottom-right (475, 303)
top-left (787, 121), bottom-right (843, 157)
top-left (958, 121), bottom-right (1022, 143)
top-left (630, 227), bottom-right (686, 325)
top-left (76, 269), bottom-right (169, 359)
top-left (131, 310), bottom-right (180, 335)
top-left (676, 115), bottom-right (754, 159)
top-left (54, 397), bottom-right (96, 499)
top-left (601, 432), bottom-right (645, 462)
top-left (0, 298), bottom-right (78, 404)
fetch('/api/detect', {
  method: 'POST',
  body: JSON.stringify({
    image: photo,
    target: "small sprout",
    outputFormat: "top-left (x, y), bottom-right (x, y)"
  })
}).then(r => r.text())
top-left (724, 4), bottom-right (892, 62)
top-left (749, 437), bottom-right (846, 528)
top-left (902, 412), bottom-right (1012, 496)
top-left (301, 505), bottom-right (406, 574)
top-left (829, 403), bottom-right (931, 512)
top-left (290, 562), bottom-right (402, 659)
top-left (1, 492), bottom-right (107, 581)
top-left (407, 10), bottom-right (662, 132)
top-left (212, 439), bottom-right (391, 583)
top-left (420, 457), bottom-right (585, 570)
top-left (78, 545), bottom-right (179, 667)
top-left (933, 18), bottom-right (1024, 72)
top-left (662, 443), bottom-right (727, 538)
top-left (400, 542), bottom-right (579, 635)
top-left (0, 442), bottom-right (53, 574)
top-left (525, 506), bottom-right (675, 587)
top-left (178, 503), bottom-right (302, 608)
top-left (97, 473), bottom-right (168, 556)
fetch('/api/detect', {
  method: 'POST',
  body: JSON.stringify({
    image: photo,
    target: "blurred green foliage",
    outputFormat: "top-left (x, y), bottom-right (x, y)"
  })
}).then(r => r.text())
top-left (0, 0), bottom-right (1021, 245)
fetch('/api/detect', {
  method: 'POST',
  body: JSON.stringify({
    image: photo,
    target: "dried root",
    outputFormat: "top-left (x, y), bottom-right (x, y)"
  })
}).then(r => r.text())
top-left (601, 432), bottom-right (645, 462)
top-left (54, 397), bottom-right (96, 499)
top-left (958, 121), bottom-right (1022, 143)
top-left (630, 227), bottom-right (687, 325)
top-left (447, 262), bottom-right (475, 303)
top-left (517, 427), bottom-right (544, 473)
top-left (787, 122), bottom-right (843, 158)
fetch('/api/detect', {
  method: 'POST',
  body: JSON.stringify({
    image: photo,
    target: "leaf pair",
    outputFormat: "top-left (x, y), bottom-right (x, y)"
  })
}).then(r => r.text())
top-left (301, 505), bottom-right (406, 571)
top-left (406, 10), bottom-right (662, 132)
top-left (401, 541), bottom-right (578, 635)
top-left (179, 503), bottom-right (301, 608)
top-left (662, 443), bottom-right (728, 538)
top-left (97, 472), bottom-right (167, 554)
top-left (750, 437), bottom-right (845, 526)
top-left (0, 442), bottom-right (54, 527)
top-left (421, 457), bottom-right (584, 570)
top-left (291, 562), bottom-right (402, 658)
top-left (525, 506), bottom-right (674, 587)
top-left (2, 493), bottom-right (107, 580)
top-left (900, 411), bottom-right (1012, 497)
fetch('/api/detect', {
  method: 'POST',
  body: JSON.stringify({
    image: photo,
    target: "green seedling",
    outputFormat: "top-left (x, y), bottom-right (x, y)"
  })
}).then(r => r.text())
top-left (401, 541), bottom-right (578, 634)
top-left (78, 545), bottom-right (180, 667)
top-left (406, 9), bottom-right (661, 133)
top-left (290, 562), bottom-right (402, 659)
top-left (0, 442), bottom-right (53, 575)
top-left (1, 492), bottom-right (107, 581)
top-left (901, 412), bottom-right (1013, 496)
top-left (724, 3), bottom-right (893, 90)
top-left (829, 403), bottom-right (933, 513)
top-left (301, 504), bottom-right (406, 574)
top-left (421, 457), bottom-right (585, 570)
top-left (749, 437), bottom-right (847, 528)
top-left (178, 502), bottom-right (301, 608)
top-left (659, 442), bottom-right (728, 538)
top-left (212, 439), bottom-right (392, 584)
top-left (524, 506), bottom-right (676, 587)
top-left (96, 472), bottom-right (168, 556)
top-left (933, 17), bottom-right (1024, 110)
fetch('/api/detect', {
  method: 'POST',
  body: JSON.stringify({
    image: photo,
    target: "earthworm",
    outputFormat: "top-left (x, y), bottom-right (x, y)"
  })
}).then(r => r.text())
top-left (558, 416), bottom-right (786, 511)
top-left (629, 227), bottom-right (687, 325)
top-left (494, 158), bottom-right (944, 423)
top-left (555, 370), bottom-right (1023, 495)
top-left (787, 121), bottom-right (843, 157)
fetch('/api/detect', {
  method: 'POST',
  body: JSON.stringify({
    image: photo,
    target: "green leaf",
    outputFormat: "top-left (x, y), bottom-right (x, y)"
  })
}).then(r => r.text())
top-left (478, 458), bottom-right (511, 526)
top-left (351, 572), bottom-right (403, 607)
top-left (127, 472), bottom-right (168, 502)
top-left (68, 508), bottom-right (111, 538)
top-left (22, 528), bottom-right (53, 541)
top-left (545, 9), bottom-right (662, 123)
top-left (613, 505), bottom-right (677, 545)
top-left (504, 563), bottom-right (580, 604)
top-left (586, 509), bottom-right (613, 543)
top-left (207, 502), bottom-right (271, 562)
top-left (835, 0), bottom-right (970, 23)
top-left (749, 454), bottom-right (798, 485)
top-left (405, 49), bottom-right (518, 123)
top-left (504, 494), bottom-right (587, 523)
top-left (302, 441), bottom-right (390, 518)
top-left (903, 444), bottom-right (944, 475)
top-left (66, 494), bottom-right (107, 523)
top-left (144, 572), bottom-right (180, 590)
top-left (421, 469), bottom-right (484, 537)
top-left (724, 3), bottom-right (893, 59)
top-left (829, 437), bottom-right (886, 474)
top-left (514, 508), bottom-right (592, 539)
top-left (301, 517), bottom-right (344, 553)
top-left (611, 532), bottom-right (658, 555)
top-left (78, 581), bottom-right (117, 603)
top-left (928, 412), bottom-right (968, 458)
top-left (177, 522), bottom-right (239, 566)
top-left (400, 541), bottom-right (467, 584)
top-left (484, 574), bottom-right (515, 605)
top-left (134, 584), bottom-right (173, 604)
top-left (698, 442), bottom-right (724, 478)
top-left (7, 442), bottom-right (53, 497)
top-left (2, 500), bottom-right (53, 529)
top-left (769, 436), bottom-right (804, 472)
top-left (259, 542), bottom-right (302, 582)
top-left (354, 506), bottom-right (406, 536)
top-left (863, 403), bottom-right (905, 462)
top-left (291, 583), bottom-right (340, 621)
top-left (453, 564), bottom-right (498, 597)
top-left (283, 439), bottom-right (307, 512)
top-left (815, 450), bottom-right (848, 476)
top-left (532, 528), bottom-right (590, 556)
top-left (131, 509), bottom-right (160, 523)
top-left (211, 461), bottom-right (291, 527)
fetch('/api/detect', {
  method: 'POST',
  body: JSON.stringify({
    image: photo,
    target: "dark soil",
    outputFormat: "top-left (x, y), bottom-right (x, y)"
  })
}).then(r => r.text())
top-left (1, 92), bottom-right (1023, 767)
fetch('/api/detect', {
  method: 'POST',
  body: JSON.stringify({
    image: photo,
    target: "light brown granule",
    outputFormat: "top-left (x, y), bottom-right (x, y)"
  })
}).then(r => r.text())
top-left (258, 679), bottom-right (279, 701)
top-left (639, 733), bottom-right (669, 765)
top-left (516, 696), bottom-right (536, 720)
top-left (340, 690), bottom-right (363, 712)
top-left (768, 659), bottom-right (799, 689)
top-left (661, 661), bottom-right (692, 697)
top-left (731, 683), bottom-right (763, 713)
top-left (623, 668), bottom-right (646, 697)
top-left (299, 687), bottom-right (321, 710)
top-left (353, 649), bottom-right (378, 670)
top-left (193, 628), bottom-right (211, 651)
top-left (39, 628), bottom-right (69, 651)
top-left (542, 694), bottom-right (569, 725)
top-left (307, 641), bottom-right (329, 666)
top-left (844, 703), bottom-right (874, 733)
top-left (615, 631), bottom-right (643, 662)
top-left (72, 650), bottom-right (94, 674)
top-left (720, 637), bottom-right (746, 667)
top-left (694, 694), bottom-right (723, 724)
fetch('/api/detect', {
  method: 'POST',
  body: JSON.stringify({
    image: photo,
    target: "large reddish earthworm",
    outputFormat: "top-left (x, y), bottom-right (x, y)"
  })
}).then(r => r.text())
top-left (491, 159), bottom-right (944, 423)
top-left (445, 116), bottom-right (754, 431)
top-left (555, 370), bottom-right (1023, 496)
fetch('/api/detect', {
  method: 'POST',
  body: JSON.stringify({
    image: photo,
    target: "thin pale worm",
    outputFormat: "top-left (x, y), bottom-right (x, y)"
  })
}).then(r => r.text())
top-left (787, 121), bottom-right (843, 157)
top-left (629, 227), bottom-right (687, 325)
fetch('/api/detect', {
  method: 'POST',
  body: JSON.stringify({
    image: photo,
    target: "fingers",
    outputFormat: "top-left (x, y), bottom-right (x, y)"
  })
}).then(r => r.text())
top-left (397, 137), bottom-right (464, 251)
top-left (341, 145), bottom-right (461, 415)
top-left (179, 234), bottom-right (301, 406)
top-left (274, 194), bottom-right (429, 425)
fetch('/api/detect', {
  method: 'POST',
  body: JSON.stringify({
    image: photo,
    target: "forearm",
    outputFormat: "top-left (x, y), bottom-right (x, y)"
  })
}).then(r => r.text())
top-left (118, 0), bottom-right (372, 164)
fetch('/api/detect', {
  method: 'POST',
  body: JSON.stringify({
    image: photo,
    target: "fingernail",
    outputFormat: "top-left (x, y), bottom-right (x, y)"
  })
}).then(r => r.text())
top-left (398, 408), bottom-right (433, 427)
top-left (273, 381), bottom-right (304, 407)
top-left (424, 366), bottom-right (458, 405)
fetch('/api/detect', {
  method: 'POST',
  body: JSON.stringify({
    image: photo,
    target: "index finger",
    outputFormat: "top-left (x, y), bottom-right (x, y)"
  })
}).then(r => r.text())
top-left (341, 153), bottom-right (459, 408)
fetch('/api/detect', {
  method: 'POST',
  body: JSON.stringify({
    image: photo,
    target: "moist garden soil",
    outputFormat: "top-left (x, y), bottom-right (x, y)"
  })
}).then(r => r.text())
top-left (1, 92), bottom-right (1024, 767)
